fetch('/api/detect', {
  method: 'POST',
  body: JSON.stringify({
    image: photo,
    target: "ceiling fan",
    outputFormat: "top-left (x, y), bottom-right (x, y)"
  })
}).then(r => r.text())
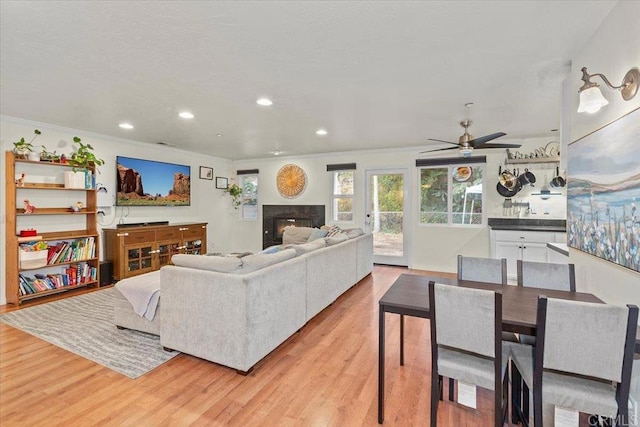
top-left (421, 120), bottom-right (521, 156)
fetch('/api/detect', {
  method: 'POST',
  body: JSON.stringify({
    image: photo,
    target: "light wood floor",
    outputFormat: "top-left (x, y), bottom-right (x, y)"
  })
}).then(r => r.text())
top-left (1, 266), bottom-right (512, 426)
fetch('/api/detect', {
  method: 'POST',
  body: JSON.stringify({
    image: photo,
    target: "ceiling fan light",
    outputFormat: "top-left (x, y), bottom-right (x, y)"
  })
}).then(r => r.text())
top-left (459, 147), bottom-right (473, 157)
top-left (578, 86), bottom-right (609, 113)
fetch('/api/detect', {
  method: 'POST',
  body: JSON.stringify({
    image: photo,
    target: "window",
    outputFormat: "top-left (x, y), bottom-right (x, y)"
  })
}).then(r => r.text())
top-left (419, 164), bottom-right (484, 225)
top-left (331, 170), bottom-right (354, 222)
top-left (240, 174), bottom-right (258, 220)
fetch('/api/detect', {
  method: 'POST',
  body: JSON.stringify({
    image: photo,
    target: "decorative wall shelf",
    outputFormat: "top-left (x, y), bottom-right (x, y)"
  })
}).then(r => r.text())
top-left (505, 156), bottom-right (560, 165)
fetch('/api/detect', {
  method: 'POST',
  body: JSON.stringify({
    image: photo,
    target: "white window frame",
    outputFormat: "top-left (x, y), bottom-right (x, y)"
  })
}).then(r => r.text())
top-left (239, 173), bottom-right (258, 221)
top-left (330, 170), bottom-right (355, 224)
top-left (418, 163), bottom-right (486, 227)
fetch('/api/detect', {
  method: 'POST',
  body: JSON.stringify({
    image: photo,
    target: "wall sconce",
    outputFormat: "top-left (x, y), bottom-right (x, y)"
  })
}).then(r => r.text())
top-left (577, 66), bottom-right (639, 113)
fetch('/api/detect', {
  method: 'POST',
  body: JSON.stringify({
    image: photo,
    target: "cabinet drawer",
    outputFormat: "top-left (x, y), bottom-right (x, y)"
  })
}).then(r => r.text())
top-left (181, 226), bottom-right (204, 239)
top-left (123, 230), bottom-right (156, 245)
top-left (493, 230), bottom-right (555, 243)
top-left (156, 227), bottom-right (182, 241)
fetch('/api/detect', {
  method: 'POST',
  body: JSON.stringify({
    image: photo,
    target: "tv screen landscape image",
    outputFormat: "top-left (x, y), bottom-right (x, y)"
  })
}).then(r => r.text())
top-left (116, 156), bottom-right (191, 206)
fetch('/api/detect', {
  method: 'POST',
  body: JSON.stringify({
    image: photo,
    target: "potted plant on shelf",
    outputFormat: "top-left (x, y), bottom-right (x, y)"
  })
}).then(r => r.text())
top-left (223, 183), bottom-right (243, 209)
top-left (65, 137), bottom-right (105, 189)
top-left (39, 146), bottom-right (60, 162)
top-left (12, 129), bottom-right (41, 160)
top-left (68, 137), bottom-right (104, 171)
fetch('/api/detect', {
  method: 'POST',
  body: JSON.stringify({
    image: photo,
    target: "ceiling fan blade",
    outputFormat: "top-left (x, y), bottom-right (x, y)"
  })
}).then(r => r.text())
top-left (474, 143), bottom-right (522, 149)
top-left (427, 138), bottom-right (459, 146)
top-left (419, 146), bottom-right (460, 153)
top-left (469, 132), bottom-right (506, 146)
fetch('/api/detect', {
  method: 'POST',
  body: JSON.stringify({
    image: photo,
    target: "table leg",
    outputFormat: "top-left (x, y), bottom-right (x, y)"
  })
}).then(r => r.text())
top-left (378, 307), bottom-right (385, 424)
top-left (400, 314), bottom-right (404, 366)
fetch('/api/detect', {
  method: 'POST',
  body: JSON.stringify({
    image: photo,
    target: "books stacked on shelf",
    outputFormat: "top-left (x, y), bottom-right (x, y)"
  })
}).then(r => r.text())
top-left (18, 263), bottom-right (97, 296)
top-left (46, 237), bottom-right (96, 265)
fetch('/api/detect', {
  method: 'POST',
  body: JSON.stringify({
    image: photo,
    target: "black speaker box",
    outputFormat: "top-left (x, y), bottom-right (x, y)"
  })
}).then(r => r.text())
top-left (99, 261), bottom-right (113, 286)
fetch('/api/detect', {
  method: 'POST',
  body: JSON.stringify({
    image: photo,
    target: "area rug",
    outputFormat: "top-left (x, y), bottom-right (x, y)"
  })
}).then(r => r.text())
top-left (0, 288), bottom-right (178, 379)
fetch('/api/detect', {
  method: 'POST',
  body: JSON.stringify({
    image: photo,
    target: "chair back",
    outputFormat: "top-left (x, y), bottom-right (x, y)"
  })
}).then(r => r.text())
top-left (458, 255), bottom-right (507, 284)
top-left (517, 260), bottom-right (575, 291)
top-left (429, 281), bottom-right (499, 358)
top-left (537, 297), bottom-right (638, 383)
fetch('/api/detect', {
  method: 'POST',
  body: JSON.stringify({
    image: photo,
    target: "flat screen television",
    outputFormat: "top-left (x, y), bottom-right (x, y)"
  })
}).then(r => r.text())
top-left (116, 156), bottom-right (191, 206)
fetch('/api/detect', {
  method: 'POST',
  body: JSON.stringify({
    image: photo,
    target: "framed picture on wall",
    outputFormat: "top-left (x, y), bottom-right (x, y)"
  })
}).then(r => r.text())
top-left (567, 107), bottom-right (639, 272)
top-left (216, 176), bottom-right (228, 189)
top-left (199, 166), bottom-right (213, 180)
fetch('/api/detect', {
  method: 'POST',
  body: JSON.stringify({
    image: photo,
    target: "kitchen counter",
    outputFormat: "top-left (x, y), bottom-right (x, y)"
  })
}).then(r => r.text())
top-left (488, 218), bottom-right (566, 232)
top-left (547, 242), bottom-right (569, 257)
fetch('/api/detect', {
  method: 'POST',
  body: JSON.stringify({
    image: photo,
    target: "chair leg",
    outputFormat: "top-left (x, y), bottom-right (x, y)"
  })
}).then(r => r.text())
top-left (431, 373), bottom-right (440, 426)
top-left (502, 373), bottom-right (509, 425)
top-left (532, 379), bottom-right (542, 427)
top-left (523, 381), bottom-right (530, 424)
top-left (438, 375), bottom-right (443, 401)
top-left (449, 378), bottom-right (454, 401)
top-left (511, 360), bottom-right (522, 424)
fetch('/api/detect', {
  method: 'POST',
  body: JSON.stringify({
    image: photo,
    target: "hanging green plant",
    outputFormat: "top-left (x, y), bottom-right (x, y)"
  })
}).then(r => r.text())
top-left (223, 183), bottom-right (243, 209)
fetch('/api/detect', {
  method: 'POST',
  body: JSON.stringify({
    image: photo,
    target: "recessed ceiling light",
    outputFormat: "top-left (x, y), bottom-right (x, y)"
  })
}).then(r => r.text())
top-left (256, 98), bottom-right (273, 106)
top-left (316, 129), bottom-right (328, 136)
top-left (550, 128), bottom-right (559, 132)
top-left (271, 150), bottom-right (283, 156)
top-left (464, 102), bottom-right (474, 108)
top-left (119, 123), bottom-right (134, 129)
top-left (179, 111), bottom-right (194, 119)
top-left (216, 133), bottom-right (223, 137)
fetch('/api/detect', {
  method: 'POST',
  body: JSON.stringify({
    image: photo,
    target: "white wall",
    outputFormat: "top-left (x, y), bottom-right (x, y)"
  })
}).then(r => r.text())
top-left (568, 1), bottom-right (640, 309)
top-left (0, 116), bottom-right (234, 305)
top-left (232, 136), bottom-right (566, 272)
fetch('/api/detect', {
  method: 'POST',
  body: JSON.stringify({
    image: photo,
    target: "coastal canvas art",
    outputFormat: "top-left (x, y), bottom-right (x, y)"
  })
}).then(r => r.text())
top-left (567, 108), bottom-right (640, 272)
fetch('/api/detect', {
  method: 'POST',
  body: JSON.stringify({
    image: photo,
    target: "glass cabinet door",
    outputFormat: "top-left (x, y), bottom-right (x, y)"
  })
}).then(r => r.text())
top-left (183, 239), bottom-right (203, 255)
top-left (157, 242), bottom-right (180, 267)
top-left (126, 245), bottom-right (154, 275)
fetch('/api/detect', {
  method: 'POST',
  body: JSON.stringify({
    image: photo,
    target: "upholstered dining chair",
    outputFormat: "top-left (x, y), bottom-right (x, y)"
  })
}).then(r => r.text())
top-left (516, 259), bottom-right (576, 292)
top-left (510, 297), bottom-right (638, 427)
top-left (428, 281), bottom-right (509, 427)
top-left (458, 255), bottom-right (507, 284)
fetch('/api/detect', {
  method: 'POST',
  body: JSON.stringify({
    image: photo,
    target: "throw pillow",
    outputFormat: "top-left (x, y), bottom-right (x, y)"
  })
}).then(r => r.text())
top-left (259, 245), bottom-right (281, 254)
top-left (325, 225), bottom-right (342, 238)
top-left (325, 232), bottom-right (349, 246)
top-left (171, 254), bottom-right (242, 273)
top-left (307, 228), bottom-right (329, 242)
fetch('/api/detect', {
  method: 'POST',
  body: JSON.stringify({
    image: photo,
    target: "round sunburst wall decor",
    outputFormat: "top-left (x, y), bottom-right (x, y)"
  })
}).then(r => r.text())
top-left (277, 164), bottom-right (307, 198)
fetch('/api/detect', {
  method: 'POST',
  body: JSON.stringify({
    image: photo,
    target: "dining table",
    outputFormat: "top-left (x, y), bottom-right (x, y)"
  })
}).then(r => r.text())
top-left (376, 273), bottom-right (633, 424)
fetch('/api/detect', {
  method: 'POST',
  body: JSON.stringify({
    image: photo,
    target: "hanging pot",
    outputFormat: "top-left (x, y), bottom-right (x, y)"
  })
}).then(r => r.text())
top-left (499, 168), bottom-right (517, 189)
top-left (550, 166), bottom-right (566, 188)
top-left (497, 182), bottom-right (518, 197)
top-left (518, 168), bottom-right (536, 187)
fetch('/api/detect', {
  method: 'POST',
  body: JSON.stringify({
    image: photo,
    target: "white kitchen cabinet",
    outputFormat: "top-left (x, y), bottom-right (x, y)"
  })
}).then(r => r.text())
top-left (490, 230), bottom-right (562, 280)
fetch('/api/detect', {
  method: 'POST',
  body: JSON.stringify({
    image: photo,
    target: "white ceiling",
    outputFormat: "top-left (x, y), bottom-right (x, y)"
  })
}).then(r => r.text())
top-left (0, 1), bottom-right (617, 160)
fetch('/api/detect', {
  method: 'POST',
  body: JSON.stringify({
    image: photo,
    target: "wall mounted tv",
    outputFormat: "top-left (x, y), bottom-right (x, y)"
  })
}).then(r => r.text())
top-left (116, 156), bottom-right (191, 206)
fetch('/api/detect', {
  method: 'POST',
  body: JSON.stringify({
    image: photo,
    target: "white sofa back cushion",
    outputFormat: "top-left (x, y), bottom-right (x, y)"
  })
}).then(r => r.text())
top-left (289, 238), bottom-right (327, 256)
top-left (239, 248), bottom-right (297, 273)
top-left (171, 254), bottom-right (242, 273)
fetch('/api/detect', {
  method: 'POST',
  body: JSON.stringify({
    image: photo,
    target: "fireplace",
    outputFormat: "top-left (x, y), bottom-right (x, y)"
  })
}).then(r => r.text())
top-left (263, 205), bottom-right (325, 248)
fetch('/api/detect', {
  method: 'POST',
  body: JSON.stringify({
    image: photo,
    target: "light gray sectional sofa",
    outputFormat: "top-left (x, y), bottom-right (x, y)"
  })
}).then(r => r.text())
top-left (159, 230), bottom-right (373, 374)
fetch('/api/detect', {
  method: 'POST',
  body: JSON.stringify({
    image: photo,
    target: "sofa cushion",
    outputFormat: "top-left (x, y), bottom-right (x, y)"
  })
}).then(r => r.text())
top-left (282, 226), bottom-right (314, 244)
top-left (307, 228), bottom-right (329, 242)
top-left (344, 228), bottom-right (365, 239)
top-left (239, 248), bottom-right (297, 273)
top-left (325, 232), bottom-right (349, 246)
top-left (171, 254), bottom-right (242, 273)
top-left (289, 238), bottom-right (327, 256)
